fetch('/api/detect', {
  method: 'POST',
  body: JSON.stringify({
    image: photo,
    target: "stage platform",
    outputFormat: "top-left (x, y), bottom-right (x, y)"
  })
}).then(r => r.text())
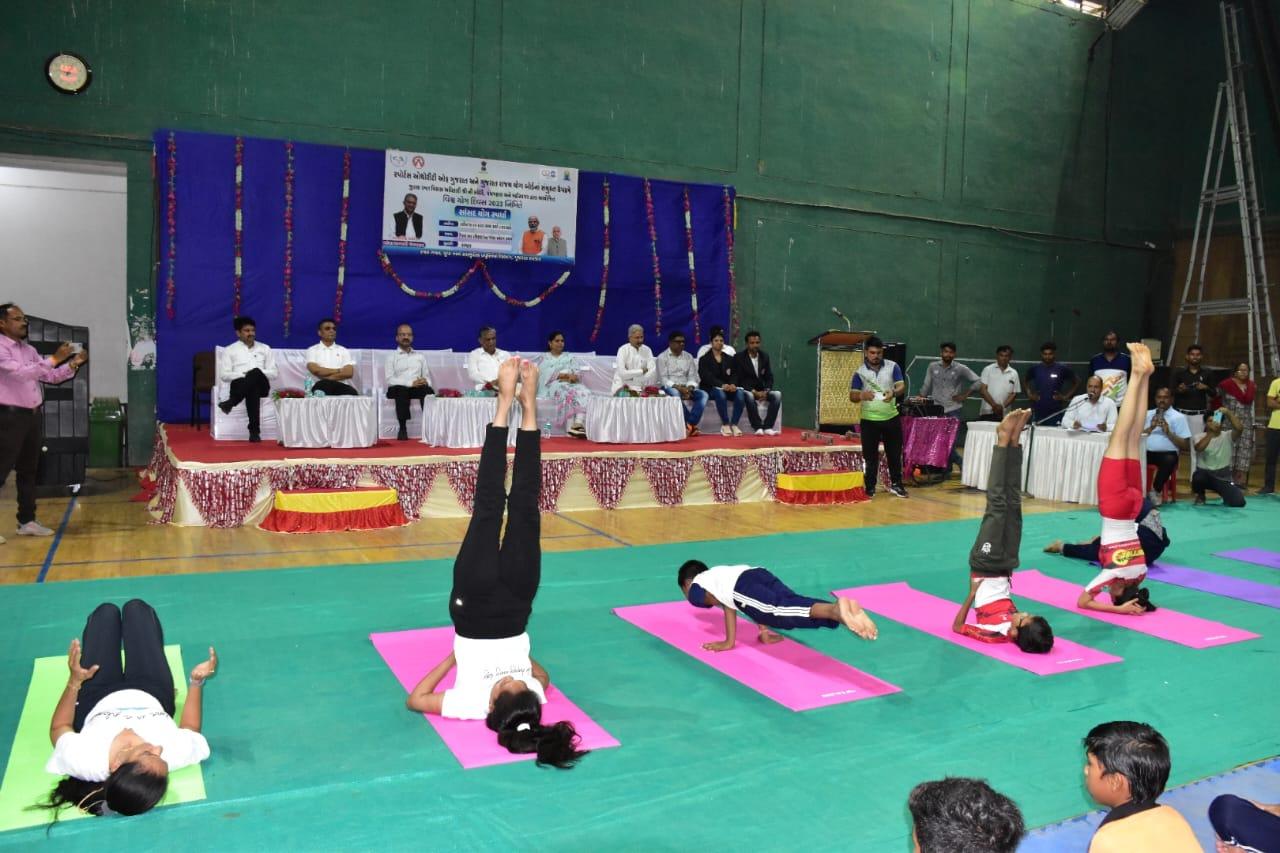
top-left (147, 425), bottom-right (871, 527)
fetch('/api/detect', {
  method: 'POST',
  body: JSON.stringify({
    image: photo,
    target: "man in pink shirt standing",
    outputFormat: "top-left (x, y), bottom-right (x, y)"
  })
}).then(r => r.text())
top-left (0, 303), bottom-right (87, 544)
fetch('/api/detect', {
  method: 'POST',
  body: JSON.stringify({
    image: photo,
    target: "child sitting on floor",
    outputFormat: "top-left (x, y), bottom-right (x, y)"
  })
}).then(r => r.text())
top-left (1082, 720), bottom-right (1199, 852)
top-left (950, 408), bottom-right (1054, 653)
top-left (677, 562), bottom-right (878, 651)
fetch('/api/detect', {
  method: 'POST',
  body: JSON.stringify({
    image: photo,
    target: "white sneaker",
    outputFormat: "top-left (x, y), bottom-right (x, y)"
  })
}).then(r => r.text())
top-left (721, 426), bottom-right (733, 437)
top-left (731, 425), bottom-right (743, 436)
top-left (756, 428), bottom-right (767, 435)
top-left (17, 521), bottom-right (54, 537)
top-left (766, 428), bottom-right (780, 435)
top-left (0, 533), bottom-right (6, 544)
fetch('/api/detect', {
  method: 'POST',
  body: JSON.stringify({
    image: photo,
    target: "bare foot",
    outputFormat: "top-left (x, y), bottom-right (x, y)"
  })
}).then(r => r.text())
top-left (838, 597), bottom-right (879, 640)
top-left (996, 408), bottom-right (1022, 444)
top-left (496, 357), bottom-right (520, 402)
top-left (757, 627), bottom-right (784, 645)
top-left (518, 359), bottom-right (540, 408)
top-left (1127, 342), bottom-right (1154, 375)
top-left (1044, 539), bottom-right (1063, 554)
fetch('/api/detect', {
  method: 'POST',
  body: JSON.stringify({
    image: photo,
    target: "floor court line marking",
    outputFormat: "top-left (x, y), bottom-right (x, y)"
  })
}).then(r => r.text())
top-left (35, 496), bottom-right (78, 583)
top-left (553, 511), bottom-right (632, 547)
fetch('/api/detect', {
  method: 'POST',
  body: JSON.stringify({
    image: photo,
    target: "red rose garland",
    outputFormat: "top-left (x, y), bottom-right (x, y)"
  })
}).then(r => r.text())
top-left (165, 132), bottom-right (177, 320)
top-left (589, 178), bottom-right (610, 343)
top-left (380, 251), bottom-right (479, 299)
top-left (232, 136), bottom-right (244, 316)
top-left (480, 262), bottom-right (571, 308)
top-left (644, 178), bottom-right (663, 335)
top-left (334, 149), bottom-right (351, 322)
top-left (282, 140), bottom-right (295, 336)
top-left (682, 186), bottom-right (702, 343)
top-left (723, 186), bottom-right (738, 342)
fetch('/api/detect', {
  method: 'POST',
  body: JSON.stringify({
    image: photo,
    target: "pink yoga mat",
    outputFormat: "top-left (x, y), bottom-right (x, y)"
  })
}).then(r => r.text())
top-left (370, 627), bottom-right (620, 769)
top-left (613, 601), bottom-right (900, 711)
top-left (1012, 570), bottom-right (1261, 648)
top-left (832, 582), bottom-right (1121, 675)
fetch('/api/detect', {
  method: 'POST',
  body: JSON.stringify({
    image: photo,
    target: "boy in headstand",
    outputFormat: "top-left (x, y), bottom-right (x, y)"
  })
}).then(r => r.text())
top-left (677, 562), bottom-right (878, 652)
top-left (1076, 343), bottom-right (1157, 615)
top-left (950, 408), bottom-right (1054, 653)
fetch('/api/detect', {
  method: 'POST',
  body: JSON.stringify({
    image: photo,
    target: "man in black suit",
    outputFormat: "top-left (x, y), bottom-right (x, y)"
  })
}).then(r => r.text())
top-left (393, 193), bottom-right (424, 239)
top-left (734, 330), bottom-right (781, 435)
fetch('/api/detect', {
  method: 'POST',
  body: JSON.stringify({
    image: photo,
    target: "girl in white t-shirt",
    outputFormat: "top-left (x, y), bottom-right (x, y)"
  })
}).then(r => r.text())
top-left (407, 358), bottom-right (587, 769)
top-left (39, 600), bottom-right (216, 818)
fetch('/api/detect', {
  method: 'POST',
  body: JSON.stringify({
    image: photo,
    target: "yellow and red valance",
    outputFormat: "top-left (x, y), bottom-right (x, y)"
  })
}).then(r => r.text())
top-left (260, 487), bottom-right (408, 533)
top-left (774, 470), bottom-right (867, 505)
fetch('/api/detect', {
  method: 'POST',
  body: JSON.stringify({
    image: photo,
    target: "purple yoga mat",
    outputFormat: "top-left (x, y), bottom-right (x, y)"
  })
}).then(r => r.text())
top-left (1214, 548), bottom-right (1280, 570)
top-left (833, 582), bottom-right (1122, 675)
top-left (614, 601), bottom-right (900, 711)
top-left (1148, 564), bottom-right (1280, 609)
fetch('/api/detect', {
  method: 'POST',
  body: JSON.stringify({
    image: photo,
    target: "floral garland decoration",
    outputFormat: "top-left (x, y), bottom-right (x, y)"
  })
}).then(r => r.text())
top-left (232, 136), bottom-right (244, 316)
top-left (334, 149), bottom-right (351, 322)
top-left (589, 178), bottom-right (611, 343)
top-left (723, 186), bottom-right (738, 342)
top-left (480, 262), bottom-right (571, 308)
top-left (379, 251), bottom-right (480, 299)
top-left (643, 178), bottom-right (663, 335)
top-left (682, 186), bottom-right (702, 343)
top-left (282, 140), bottom-right (295, 337)
top-left (165, 132), bottom-right (177, 320)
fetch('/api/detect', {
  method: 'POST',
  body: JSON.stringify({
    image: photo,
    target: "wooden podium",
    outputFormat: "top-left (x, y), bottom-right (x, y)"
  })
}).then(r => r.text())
top-left (808, 330), bottom-right (872, 431)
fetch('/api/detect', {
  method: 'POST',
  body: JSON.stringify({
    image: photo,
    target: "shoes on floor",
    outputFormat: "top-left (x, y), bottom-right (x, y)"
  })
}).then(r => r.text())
top-left (1147, 489), bottom-right (1163, 507)
top-left (888, 483), bottom-right (909, 499)
top-left (766, 428), bottom-right (780, 435)
top-left (0, 533), bottom-right (6, 545)
top-left (397, 427), bottom-right (409, 441)
top-left (721, 426), bottom-right (732, 437)
top-left (17, 521), bottom-right (54, 537)
top-left (567, 424), bottom-right (587, 439)
top-left (731, 425), bottom-right (743, 437)
top-left (1258, 488), bottom-right (1276, 496)
top-left (249, 432), bottom-right (262, 443)
top-left (864, 486), bottom-right (876, 499)
top-left (218, 400), bottom-right (234, 415)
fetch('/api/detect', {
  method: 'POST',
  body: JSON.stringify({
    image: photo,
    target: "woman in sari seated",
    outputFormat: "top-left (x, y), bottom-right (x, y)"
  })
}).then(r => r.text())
top-left (538, 330), bottom-right (591, 438)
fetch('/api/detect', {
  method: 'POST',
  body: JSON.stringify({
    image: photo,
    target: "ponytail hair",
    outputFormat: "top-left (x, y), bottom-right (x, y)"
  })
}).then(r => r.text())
top-left (36, 763), bottom-right (168, 822)
top-left (486, 689), bottom-right (589, 769)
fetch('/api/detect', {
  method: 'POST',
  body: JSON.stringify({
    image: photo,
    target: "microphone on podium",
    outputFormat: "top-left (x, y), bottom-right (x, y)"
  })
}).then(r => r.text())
top-left (830, 306), bottom-right (852, 332)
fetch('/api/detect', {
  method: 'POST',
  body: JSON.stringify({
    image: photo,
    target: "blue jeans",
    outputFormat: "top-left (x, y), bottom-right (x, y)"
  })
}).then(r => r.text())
top-left (661, 386), bottom-right (708, 425)
top-left (708, 387), bottom-right (749, 426)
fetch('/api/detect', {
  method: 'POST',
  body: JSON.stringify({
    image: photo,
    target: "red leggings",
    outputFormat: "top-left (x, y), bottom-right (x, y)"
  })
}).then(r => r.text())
top-left (1098, 457), bottom-right (1144, 521)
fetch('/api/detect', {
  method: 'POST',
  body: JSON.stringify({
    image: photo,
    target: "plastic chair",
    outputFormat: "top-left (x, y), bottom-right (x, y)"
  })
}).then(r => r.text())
top-left (1145, 463), bottom-right (1177, 503)
top-left (191, 352), bottom-right (215, 428)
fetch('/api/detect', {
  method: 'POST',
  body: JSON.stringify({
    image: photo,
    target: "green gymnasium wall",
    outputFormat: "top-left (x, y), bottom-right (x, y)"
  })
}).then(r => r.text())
top-left (1, 0), bottom-right (1247, 458)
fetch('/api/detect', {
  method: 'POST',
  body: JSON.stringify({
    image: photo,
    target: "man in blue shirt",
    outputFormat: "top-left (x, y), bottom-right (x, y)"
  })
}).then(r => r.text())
top-left (1144, 386), bottom-right (1191, 504)
top-left (1089, 330), bottom-right (1131, 404)
top-left (1025, 341), bottom-right (1078, 426)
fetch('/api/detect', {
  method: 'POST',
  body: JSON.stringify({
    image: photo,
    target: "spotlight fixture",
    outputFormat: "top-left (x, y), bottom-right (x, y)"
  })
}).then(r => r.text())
top-left (1106, 0), bottom-right (1148, 29)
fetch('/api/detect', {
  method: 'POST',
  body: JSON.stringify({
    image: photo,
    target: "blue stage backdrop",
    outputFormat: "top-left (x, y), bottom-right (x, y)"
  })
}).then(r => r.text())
top-left (154, 130), bottom-right (735, 423)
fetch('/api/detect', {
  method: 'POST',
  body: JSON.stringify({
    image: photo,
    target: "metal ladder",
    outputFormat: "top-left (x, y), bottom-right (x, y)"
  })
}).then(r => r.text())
top-left (1172, 1), bottom-right (1280, 377)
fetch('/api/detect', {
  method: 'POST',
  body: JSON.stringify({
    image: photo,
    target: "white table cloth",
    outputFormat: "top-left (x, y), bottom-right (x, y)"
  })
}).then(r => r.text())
top-left (421, 397), bottom-right (522, 448)
top-left (274, 396), bottom-right (378, 449)
top-left (962, 422), bottom-right (1146, 505)
top-left (585, 395), bottom-right (685, 444)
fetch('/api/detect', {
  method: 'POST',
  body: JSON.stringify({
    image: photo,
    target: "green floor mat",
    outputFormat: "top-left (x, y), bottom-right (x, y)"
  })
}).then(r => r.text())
top-left (0, 646), bottom-right (205, 832)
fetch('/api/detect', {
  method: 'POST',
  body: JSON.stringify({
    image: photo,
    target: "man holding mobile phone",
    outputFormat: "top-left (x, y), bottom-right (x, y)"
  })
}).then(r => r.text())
top-left (0, 303), bottom-right (88, 543)
top-left (1191, 407), bottom-right (1246, 507)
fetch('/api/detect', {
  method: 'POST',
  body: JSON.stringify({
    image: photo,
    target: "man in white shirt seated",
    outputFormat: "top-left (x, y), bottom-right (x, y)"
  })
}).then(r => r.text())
top-left (465, 325), bottom-right (511, 390)
top-left (385, 323), bottom-right (434, 440)
top-left (611, 324), bottom-right (658, 394)
top-left (217, 315), bottom-right (278, 442)
top-left (656, 329), bottom-right (707, 436)
top-left (1191, 407), bottom-right (1246, 507)
top-left (695, 324), bottom-right (735, 361)
top-left (977, 344), bottom-right (1021, 422)
top-left (305, 318), bottom-right (358, 396)
top-left (1143, 386), bottom-right (1191, 505)
top-left (1064, 376), bottom-right (1118, 432)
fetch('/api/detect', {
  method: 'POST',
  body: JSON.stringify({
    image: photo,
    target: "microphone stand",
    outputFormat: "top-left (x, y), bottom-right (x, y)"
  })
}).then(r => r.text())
top-left (1022, 405), bottom-right (1070, 498)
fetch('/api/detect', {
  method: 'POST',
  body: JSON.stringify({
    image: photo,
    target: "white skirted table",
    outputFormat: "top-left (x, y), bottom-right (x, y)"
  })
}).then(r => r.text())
top-left (585, 395), bottom-right (685, 444)
top-left (274, 396), bottom-right (378, 448)
top-left (962, 421), bottom-right (1146, 505)
top-left (421, 397), bottom-right (522, 448)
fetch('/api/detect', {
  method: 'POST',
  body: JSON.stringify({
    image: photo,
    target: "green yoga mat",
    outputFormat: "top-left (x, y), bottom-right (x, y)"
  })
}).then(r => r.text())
top-left (0, 646), bottom-right (206, 831)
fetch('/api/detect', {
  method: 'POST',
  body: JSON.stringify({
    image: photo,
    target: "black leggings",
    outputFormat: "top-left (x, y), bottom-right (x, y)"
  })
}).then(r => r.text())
top-left (969, 445), bottom-right (1022, 574)
top-left (860, 416), bottom-right (903, 487)
top-left (449, 424), bottom-right (542, 639)
top-left (74, 600), bottom-right (175, 730)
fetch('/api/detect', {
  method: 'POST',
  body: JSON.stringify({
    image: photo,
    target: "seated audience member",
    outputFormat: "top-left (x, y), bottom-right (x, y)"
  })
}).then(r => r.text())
top-left (1090, 329), bottom-right (1132, 403)
top-left (1025, 341), bottom-right (1078, 426)
top-left (734, 330), bottom-right (781, 435)
top-left (1191, 407), bottom-right (1246, 507)
top-left (538, 330), bottom-right (590, 438)
top-left (918, 341), bottom-right (980, 472)
top-left (611, 324), bottom-right (657, 394)
top-left (656, 330), bottom-right (707, 437)
top-left (907, 777), bottom-right (1026, 853)
top-left (699, 330), bottom-right (749, 436)
top-left (218, 315), bottom-right (277, 442)
top-left (1065, 376), bottom-right (1118, 432)
top-left (1143, 386), bottom-right (1191, 504)
top-left (1044, 498), bottom-right (1169, 567)
top-left (1082, 721), bottom-right (1200, 853)
top-left (1209, 794), bottom-right (1280, 852)
top-left (465, 326), bottom-right (511, 390)
top-left (385, 323), bottom-right (433, 441)
top-left (695, 325), bottom-right (735, 361)
top-left (978, 344), bottom-right (1021, 422)
top-left (305, 318), bottom-right (358, 396)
